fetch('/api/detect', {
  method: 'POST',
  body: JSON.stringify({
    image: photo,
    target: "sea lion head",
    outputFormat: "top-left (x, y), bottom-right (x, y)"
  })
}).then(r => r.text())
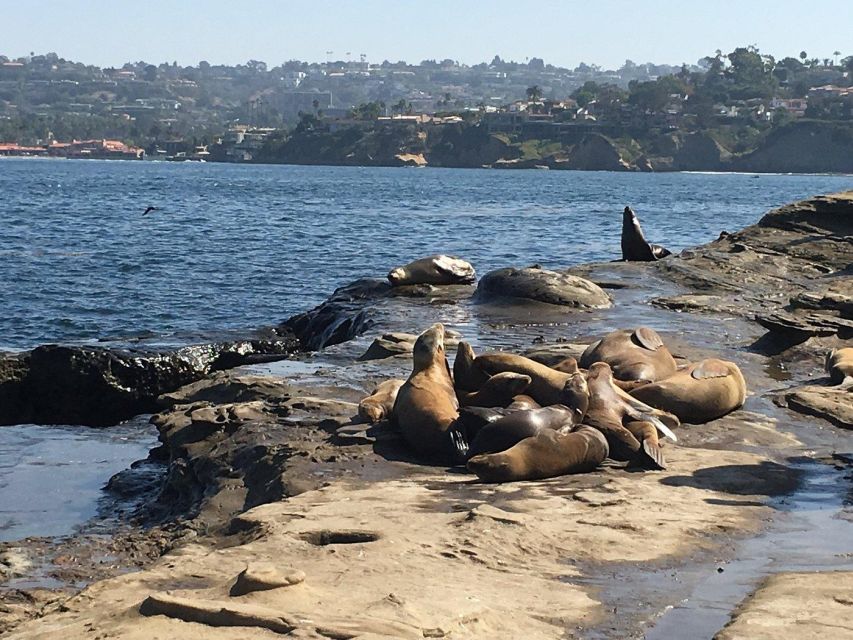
top-left (466, 451), bottom-right (522, 483)
top-left (486, 372), bottom-right (532, 397)
top-left (561, 372), bottom-right (589, 421)
top-left (587, 361), bottom-right (612, 382)
top-left (387, 266), bottom-right (409, 285)
top-left (412, 323), bottom-right (446, 369)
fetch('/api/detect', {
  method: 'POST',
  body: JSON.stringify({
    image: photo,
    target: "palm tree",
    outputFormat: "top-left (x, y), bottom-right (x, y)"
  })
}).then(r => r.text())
top-left (526, 85), bottom-right (542, 102)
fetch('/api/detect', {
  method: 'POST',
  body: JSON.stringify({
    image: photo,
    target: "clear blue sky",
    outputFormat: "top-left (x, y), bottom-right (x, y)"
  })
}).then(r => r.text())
top-left (4, 0), bottom-right (850, 69)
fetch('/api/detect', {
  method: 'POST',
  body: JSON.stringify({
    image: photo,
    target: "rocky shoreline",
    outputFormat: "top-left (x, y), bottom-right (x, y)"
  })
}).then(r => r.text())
top-left (1, 191), bottom-right (852, 638)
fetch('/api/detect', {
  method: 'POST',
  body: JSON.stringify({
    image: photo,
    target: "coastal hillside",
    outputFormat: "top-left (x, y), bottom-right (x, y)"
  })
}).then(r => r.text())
top-left (249, 118), bottom-right (853, 173)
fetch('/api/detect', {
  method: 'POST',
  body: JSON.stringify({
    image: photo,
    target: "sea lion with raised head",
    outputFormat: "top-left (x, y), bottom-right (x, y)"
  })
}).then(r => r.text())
top-left (393, 323), bottom-right (459, 461)
top-left (467, 426), bottom-right (609, 483)
top-left (580, 327), bottom-right (678, 385)
top-left (584, 362), bottom-right (679, 470)
top-left (358, 378), bottom-right (405, 423)
top-left (630, 358), bottom-right (747, 424)
top-left (453, 341), bottom-right (489, 392)
top-left (388, 255), bottom-right (475, 286)
top-left (826, 348), bottom-right (853, 385)
top-left (457, 372), bottom-right (532, 407)
top-left (621, 207), bottom-right (671, 262)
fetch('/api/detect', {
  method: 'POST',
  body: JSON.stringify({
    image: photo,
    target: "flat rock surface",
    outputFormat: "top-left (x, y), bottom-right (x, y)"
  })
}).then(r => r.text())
top-left (715, 571), bottom-right (853, 639)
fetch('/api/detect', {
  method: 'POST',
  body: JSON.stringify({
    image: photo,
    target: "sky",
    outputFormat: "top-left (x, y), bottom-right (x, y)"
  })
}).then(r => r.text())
top-left (4, 0), bottom-right (851, 69)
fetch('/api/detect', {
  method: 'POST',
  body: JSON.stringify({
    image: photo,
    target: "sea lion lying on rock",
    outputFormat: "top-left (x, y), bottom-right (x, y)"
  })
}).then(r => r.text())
top-left (474, 351), bottom-right (584, 406)
top-left (580, 327), bottom-right (678, 386)
top-left (475, 266), bottom-right (611, 309)
top-left (467, 426), bottom-right (609, 483)
top-left (387, 255), bottom-right (475, 286)
top-left (457, 372), bottom-right (532, 407)
top-left (358, 379), bottom-right (405, 424)
top-left (826, 347), bottom-right (853, 385)
top-left (584, 362), bottom-right (679, 470)
top-left (393, 323), bottom-right (459, 461)
top-left (630, 358), bottom-right (747, 424)
top-left (621, 206), bottom-right (672, 261)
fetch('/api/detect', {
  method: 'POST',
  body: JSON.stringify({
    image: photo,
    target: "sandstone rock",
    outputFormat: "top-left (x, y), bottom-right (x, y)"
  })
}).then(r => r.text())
top-left (230, 564), bottom-right (305, 596)
top-left (358, 330), bottom-right (462, 361)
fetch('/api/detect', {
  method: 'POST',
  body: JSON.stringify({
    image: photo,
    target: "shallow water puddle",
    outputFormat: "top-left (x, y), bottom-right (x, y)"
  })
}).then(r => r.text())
top-left (0, 419), bottom-right (157, 542)
top-left (576, 458), bottom-right (853, 639)
top-left (644, 458), bottom-right (853, 638)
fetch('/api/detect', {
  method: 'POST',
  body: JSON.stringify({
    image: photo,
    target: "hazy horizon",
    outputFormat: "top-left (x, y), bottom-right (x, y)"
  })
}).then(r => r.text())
top-left (4, 0), bottom-right (850, 70)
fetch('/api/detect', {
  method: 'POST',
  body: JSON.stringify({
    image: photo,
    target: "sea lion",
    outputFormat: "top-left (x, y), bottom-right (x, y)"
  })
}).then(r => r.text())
top-left (621, 207), bottom-right (671, 262)
top-left (466, 405), bottom-right (580, 459)
top-left (550, 357), bottom-right (580, 374)
top-left (475, 352), bottom-right (580, 406)
top-left (467, 426), bottom-right (609, 483)
top-left (388, 255), bottom-right (475, 286)
top-left (506, 394), bottom-right (541, 411)
top-left (453, 341), bottom-right (489, 392)
top-left (630, 358), bottom-right (747, 424)
top-left (358, 378), bottom-right (405, 423)
top-left (826, 348), bottom-right (853, 385)
top-left (580, 327), bottom-right (678, 384)
top-left (457, 372), bottom-right (532, 407)
top-left (393, 323), bottom-right (459, 461)
top-left (584, 362), bottom-right (679, 470)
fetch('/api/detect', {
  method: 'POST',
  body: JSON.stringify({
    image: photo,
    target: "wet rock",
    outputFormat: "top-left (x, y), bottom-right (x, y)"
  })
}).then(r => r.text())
top-left (0, 333), bottom-right (299, 427)
top-left (282, 278), bottom-right (388, 351)
top-left (475, 266), bottom-right (612, 309)
top-left (358, 330), bottom-right (462, 361)
top-left (776, 384), bottom-right (853, 429)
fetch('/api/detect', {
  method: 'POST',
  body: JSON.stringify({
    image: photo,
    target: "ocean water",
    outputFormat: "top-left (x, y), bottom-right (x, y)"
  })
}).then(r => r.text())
top-left (0, 159), bottom-right (850, 350)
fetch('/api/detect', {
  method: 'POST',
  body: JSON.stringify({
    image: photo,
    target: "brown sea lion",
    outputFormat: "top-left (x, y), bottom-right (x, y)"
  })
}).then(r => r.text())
top-left (393, 323), bottom-right (459, 460)
top-left (826, 348), bottom-right (853, 385)
top-left (584, 362), bottom-right (679, 470)
top-left (388, 255), bottom-right (475, 286)
top-left (453, 341), bottom-right (489, 392)
top-left (475, 352), bottom-right (579, 406)
top-left (621, 206), bottom-right (671, 262)
top-left (466, 405), bottom-right (579, 459)
top-left (358, 378), bottom-right (405, 423)
top-left (458, 372), bottom-right (532, 407)
top-left (550, 357), bottom-right (580, 374)
top-left (467, 426), bottom-right (609, 483)
top-left (580, 327), bottom-right (678, 384)
top-left (630, 358), bottom-right (747, 424)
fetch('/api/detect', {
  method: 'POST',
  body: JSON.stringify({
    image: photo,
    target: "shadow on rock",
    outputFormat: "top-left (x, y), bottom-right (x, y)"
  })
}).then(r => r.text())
top-left (659, 460), bottom-right (801, 499)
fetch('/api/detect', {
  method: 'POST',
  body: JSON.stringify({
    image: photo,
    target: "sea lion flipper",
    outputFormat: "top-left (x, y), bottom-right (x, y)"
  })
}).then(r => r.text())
top-left (644, 414), bottom-right (678, 443)
top-left (650, 244), bottom-right (672, 259)
top-left (447, 426), bottom-right (469, 465)
top-left (639, 440), bottom-right (667, 470)
top-left (691, 360), bottom-right (731, 380)
top-left (633, 327), bottom-right (664, 351)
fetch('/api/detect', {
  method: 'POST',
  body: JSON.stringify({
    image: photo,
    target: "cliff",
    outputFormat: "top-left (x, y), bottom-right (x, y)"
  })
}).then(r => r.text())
top-left (253, 119), bottom-right (852, 173)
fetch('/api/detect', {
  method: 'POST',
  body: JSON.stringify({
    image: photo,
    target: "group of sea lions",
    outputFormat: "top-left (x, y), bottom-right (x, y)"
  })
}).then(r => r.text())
top-left (357, 323), bottom-right (748, 483)
top-left (356, 207), bottom-right (844, 483)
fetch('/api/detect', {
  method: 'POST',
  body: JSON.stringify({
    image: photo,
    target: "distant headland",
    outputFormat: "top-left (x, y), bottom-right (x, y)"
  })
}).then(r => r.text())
top-left (1, 47), bottom-right (850, 172)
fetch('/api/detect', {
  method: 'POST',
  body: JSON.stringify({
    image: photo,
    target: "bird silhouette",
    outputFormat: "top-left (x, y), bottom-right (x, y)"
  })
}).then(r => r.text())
top-left (143, 206), bottom-right (158, 215)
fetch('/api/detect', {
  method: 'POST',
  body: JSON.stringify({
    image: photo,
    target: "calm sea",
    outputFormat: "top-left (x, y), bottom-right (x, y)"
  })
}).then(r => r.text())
top-left (1, 159), bottom-right (851, 350)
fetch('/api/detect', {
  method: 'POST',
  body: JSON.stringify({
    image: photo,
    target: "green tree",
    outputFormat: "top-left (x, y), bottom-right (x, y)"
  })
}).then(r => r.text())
top-left (525, 85), bottom-right (543, 102)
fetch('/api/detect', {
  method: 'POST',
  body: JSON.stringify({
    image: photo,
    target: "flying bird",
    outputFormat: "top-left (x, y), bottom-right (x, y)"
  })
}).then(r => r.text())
top-left (143, 206), bottom-right (158, 215)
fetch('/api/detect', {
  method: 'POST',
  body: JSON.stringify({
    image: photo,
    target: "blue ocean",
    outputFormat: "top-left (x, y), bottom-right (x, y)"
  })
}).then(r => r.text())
top-left (1, 159), bottom-right (851, 351)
